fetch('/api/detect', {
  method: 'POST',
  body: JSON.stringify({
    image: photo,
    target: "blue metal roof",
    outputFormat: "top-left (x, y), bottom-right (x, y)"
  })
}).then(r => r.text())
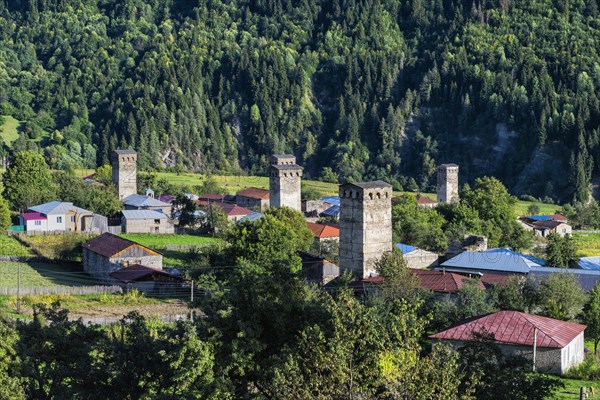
top-left (121, 210), bottom-right (168, 220)
top-left (529, 266), bottom-right (600, 291)
top-left (239, 211), bottom-right (264, 223)
top-left (122, 194), bottom-right (171, 208)
top-left (321, 196), bottom-right (340, 206)
top-left (396, 243), bottom-right (417, 254)
top-left (441, 248), bottom-right (545, 274)
top-left (527, 215), bottom-right (553, 221)
top-left (579, 257), bottom-right (600, 271)
top-left (321, 205), bottom-right (340, 217)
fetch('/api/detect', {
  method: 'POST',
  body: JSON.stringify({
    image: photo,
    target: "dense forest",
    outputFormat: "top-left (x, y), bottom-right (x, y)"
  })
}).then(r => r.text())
top-left (1, 0), bottom-right (600, 201)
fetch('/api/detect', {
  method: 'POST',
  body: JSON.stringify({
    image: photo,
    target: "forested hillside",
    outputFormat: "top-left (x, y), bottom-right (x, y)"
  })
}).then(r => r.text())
top-left (1, 0), bottom-right (599, 201)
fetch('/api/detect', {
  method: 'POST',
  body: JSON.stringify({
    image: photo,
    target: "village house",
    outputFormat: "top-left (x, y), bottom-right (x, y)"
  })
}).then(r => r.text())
top-left (82, 233), bottom-right (162, 280)
top-left (121, 210), bottom-right (174, 234)
top-left (430, 311), bottom-right (586, 375)
top-left (301, 253), bottom-right (340, 285)
top-left (19, 201), bottom-right (97, 233)
top-left (307, 222), bottom-right (339, 250)
top-left (236, 187), bottom-right (270, 211)
top-left (396, 243), bottom-right (439, 268)
top-left (439, 248), bottom-right (545, 275)
top-left (122, 193), bottom-right (172, 215)
top-left (211, 203), bottom-right (252, 222)
top-left (518, 215), bottom-right (572, 237)
top-left (416, 194), bottom-right (438, 208)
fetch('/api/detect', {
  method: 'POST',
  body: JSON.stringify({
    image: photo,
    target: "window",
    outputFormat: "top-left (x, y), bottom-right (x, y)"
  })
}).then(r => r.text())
top-left (121, 261), bottom-right (129, 267)
top-left (57, 216), bottom-right (62, 223)
top-left (34, 220), bottom-right (41, 226)
top-left (154, 219), bottom-right (160, 224)
top-left (71, 216), bottom-right (75, 223)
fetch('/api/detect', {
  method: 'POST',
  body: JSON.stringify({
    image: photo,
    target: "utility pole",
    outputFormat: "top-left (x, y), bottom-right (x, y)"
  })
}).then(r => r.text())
top-left (190, 280), bottom-right (194, 322)
top-left (191, 280), bottom-right (194, 303)
top-left (16, 263), bottom-right (21, 313)
top-left (533, 327), bottom-right (538, 372)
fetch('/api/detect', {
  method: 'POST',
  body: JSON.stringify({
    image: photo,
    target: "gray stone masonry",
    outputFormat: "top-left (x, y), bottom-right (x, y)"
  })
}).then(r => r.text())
top-left (83, 245), bottom-right (162, 281)
top-left (112, 150), bottom-right (138, 200)
top-left (437, 164), bottom-right (459, 203)
top-left (269, 154), bottom-right (302, 211)
top-left (339, 181), bottom-right (393, 278)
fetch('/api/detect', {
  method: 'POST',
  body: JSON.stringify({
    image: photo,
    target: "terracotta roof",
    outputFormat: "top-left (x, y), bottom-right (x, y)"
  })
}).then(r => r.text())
top-left (236, 187), bottom-right (270, 200)
top-left (21, 212), bottom-right (47, 221)
top-left (430, 311), bottom-right (586, 348)
top-left (412, 269), bottom-right (485, 293)
top-left (212, 203), bottom-right (252, 216)
top-left (157, 194), bottom-right (176, 203)
top-left (551, 213), bottom-right (568, 222)
top-left (306, 222), bottom-right (340, 238)
top-left (109, 264), bottom-right (179, 283)
top-left (416, 194), bottom-right (437, 205)
top-left (82, 233), bottom-right (158, 258)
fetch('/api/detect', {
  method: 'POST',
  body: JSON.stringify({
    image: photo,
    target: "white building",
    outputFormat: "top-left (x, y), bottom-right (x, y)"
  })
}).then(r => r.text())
top-left (19, 201), bottom-right (95, 233)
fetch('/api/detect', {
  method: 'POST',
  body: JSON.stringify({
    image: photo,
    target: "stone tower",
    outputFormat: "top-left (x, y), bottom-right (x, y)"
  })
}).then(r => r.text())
top-left (269, 154), bottom-right (302, 211)
top-left (339, 180), bottom-right (393, 278)
top-left (437, 164), bottom-right (459, 203)
top-left (111, 150), bottom-right (137, 200)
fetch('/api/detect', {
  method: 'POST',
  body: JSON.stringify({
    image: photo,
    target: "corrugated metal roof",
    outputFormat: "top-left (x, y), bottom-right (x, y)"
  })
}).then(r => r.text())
top-left (113, 149), bottom-right (137, 155)
top-left (527, 215), bottom-right (553, 221)
top-left (532, 220), bottom-right (565, 229)
top-left (83, 233), bottom-right (159, 258)
top-left (237, 187), bottom-right (270, 200)
top-left (413, 269), bottom-right (485, 293)
top-left (396, 243), bottom-right (417, 254)
top-left (321, 205), bottom-right (340, 217)
top-left (529, 266), bottom-right (600, 291)
top-left (580, 257), bottom-right (600, 270)
top-left (239, 211), bottom-right (264, 222)
top-left (551, 213), bottom-right (568, 222)
top-left (441, 248), bottom-right (545, 274)
top-left (122, 194), bottom-right (171, 208)
top-left (213, 203), bottom-right (252, 216)
top-left (321, 196), bottom-right (340, 206)
top-left (416, 194), bottom-right (437, 205)
top-left (30, 201), bottom-right (92, 216)
top-left (21, 212), bottom-right (47, 221)
top-left (430, 311), bottom-right (586, 349)
top-left (121, 210), bottom-right (168, 220)
top-left (110, 264), bottom-right (177, 283)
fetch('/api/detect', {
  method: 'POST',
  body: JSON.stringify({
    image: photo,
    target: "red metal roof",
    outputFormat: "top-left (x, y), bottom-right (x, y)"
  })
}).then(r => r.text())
top-left (213, 203), bottom-right (252, 216)
top-left (236, 187), bottom-right (270, 200)
top-left (551, 213), bottom-right (568, 222)
top-left (199, 193), bottom-right (225, 201)
top-left (82, 233), bottom-right (159, 258)
top-left (532, 220), bottom-right (565, 229)
top-left (416, 194), bottom-right (437, 205)
top-left (412, 269), bottom-right (485, 293)
top-left (430, 311), bottom-right (586, 348)
top-left (306, 222), bottom-right (340, 239)
top-left (21, 212), bottom-right (47, 221)
top-left (480, 273), bottom-right (515, 287)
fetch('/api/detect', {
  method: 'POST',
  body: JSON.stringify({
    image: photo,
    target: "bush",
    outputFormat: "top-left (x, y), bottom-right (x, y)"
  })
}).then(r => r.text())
top-left (519, 194), bottom-right (538, 202)
top-left (565, 352), bottom-right (600, 380)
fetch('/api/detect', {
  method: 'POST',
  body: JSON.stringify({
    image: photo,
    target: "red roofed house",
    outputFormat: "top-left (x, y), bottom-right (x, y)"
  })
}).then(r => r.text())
top-left (211, 203), bottom-right (252, 222)
top-left (236, 187), bottom-right (270, 211)
top-left (412, 269), bottom-right (485, 294)
top-left (307, 222), bottom-right (339, 244)
top-left (416, 194), bottom-right (438, 208)
top-left (430, 311), bottom-right (586, 374)
top-left (82, 233), bottom-right (162, 280)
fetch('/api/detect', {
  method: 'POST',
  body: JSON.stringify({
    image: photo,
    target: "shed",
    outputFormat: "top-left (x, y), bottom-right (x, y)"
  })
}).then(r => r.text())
top-left (121, 210), bottom-right (174, 234)
top-left (109, 264), bottom-right (184, 294)
top-left (430, 311), bottom-right (586, 375)
top-left (82, 233), bottom-right (162, 280)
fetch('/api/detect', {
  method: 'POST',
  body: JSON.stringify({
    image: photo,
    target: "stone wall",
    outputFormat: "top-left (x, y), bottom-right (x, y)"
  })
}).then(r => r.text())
top-left (122, 218), bottom-right (174, 234)
top-left (437, 164), bottom-right (459, 203)
top-left (269, 155), bottom-right (302, 211)
top-left (339, 182), bottom-right (392, 278)
top-left (404, 249), bottom-right (439, 269)
top-left (236, 196), bottom-right (268, 211)
top-left (111, 151), bottom-right (137, 200)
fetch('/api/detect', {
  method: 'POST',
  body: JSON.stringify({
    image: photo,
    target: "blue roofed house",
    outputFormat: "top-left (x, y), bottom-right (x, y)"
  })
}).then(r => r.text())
top-left (439, 248), bottom-right (546, 275)
top-left (396, 243), bottom-right (439, 269)
top-left (303, 196), bottom-right (339, 218)
top-left (122, 194), bottom-right (172, 216)
top-left (320, 205), bottom-right (340, 219)
top-left (518, 215), bottom-right (572, 237)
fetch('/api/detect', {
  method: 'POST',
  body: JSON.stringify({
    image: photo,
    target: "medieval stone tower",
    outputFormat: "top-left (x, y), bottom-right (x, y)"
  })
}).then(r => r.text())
top-left (269, 154), bottom-right (302, 211)
top-left (339, 181), bottom-right (393, 278)
top-left (111, 150), bottom-right (137, 200)
top-left (437, 164), bottom-right (459, 203)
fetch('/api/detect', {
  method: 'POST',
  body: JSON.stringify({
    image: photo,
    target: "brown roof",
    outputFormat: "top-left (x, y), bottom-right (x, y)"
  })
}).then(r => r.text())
top-left (306, 222), bottom-right (340, 239)
top-left (212, 203), bottom-right (252, 216)
top-left (199, 193), bottom-right (224, 201)
top-left (416, 194), bottom-right (437, 205)
top-left (532, 220), bottom-right (565, 229)
top-left (551, 213), bottom-right (568, 222)
top-left (109, 264), bottom-right (180, 283)
top-left (412, 269), bottom-right (485, 293)
top-left (430, 311), bottom-right (586, 348)
top-left (82, 233), bottom-right (159, 258)
top-left (236, 187), bottom-right (270, 200)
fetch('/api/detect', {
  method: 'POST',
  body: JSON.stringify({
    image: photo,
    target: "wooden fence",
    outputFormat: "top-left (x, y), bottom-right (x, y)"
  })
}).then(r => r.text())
top-left (0, 285), bottom-right (123, 296)
top-left (13, 313), bottom-right (196, 326)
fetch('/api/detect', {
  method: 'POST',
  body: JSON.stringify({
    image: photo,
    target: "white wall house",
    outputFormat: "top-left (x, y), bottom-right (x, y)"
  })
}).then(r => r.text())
top-left (19, 201), bottom-right (95, 233)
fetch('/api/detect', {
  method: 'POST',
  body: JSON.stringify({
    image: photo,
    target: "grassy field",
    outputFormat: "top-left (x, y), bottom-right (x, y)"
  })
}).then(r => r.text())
top-left (573, 232), bottom-right (600, 257)
top-left (0, 262), bottom-right (94, 287)
top-left (556, 377), bottom-right (598, 399)
top-left (0, 235), bottom-right (33, 256)
top-left (119, 233), bottom-right (222, 248)
top-left (514, 200), bottom-right (560, 217)
top-left (0, 115), bottom-right (22, 145)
